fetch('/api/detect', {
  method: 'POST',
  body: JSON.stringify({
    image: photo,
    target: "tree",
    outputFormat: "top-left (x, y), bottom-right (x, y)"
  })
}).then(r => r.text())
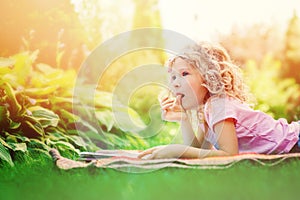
top-left (131, 0), bottom-right (164, 49)
top-left (72, 0), bottom-right (134, 49)
top-left (0, 0), bottom-right (86, 69)
top-left (218, 23), bottom-right (284, 66)
top-left (98, 0), bottom-right (165, 92)
top-left (282, 11), bottom-right (300, 83)
top-left (132, 0), bottom-right (162, 28)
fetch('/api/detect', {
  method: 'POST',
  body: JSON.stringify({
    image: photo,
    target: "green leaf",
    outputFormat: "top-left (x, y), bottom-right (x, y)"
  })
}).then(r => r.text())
top-left (46, 139), bottom-right (79, 155)
top-left (24, 86), bottom-right (59, 97)
top-left (0, 137), bottom-right (13, 150)
top-left (125, 134), bottom-right (148, 148)
top-left (12, 135), bottom-right (30, 143)
top-left (124, 134), bottom-right (140, 148)
top-left (95, 109), bottom-right (114, 131)
top-left (45, 132), bottom-right (68, 142)
top-left (50, 96), bottom-right (75, 107)
top-left (0, 142), bottom-right (14, 166)
top-left (94, 90), bottom-right (114, 108)
top-left (104, 132), bottom-right (128, 147)
top-left (0, 66), bottom-right (11, 75)
top-left (65, 129), bottom-right (80, 135)
top-left (0, 57), bottom-right (15, 68)
top-left (0, 57), bottom-right (14, 75)
top-left (56, 50), bottom-right (65, 68)
top-left (11, 51), bottom-right (38, 86)
top-left (78, 118), bottom-right (99, 133)
top-left (0, 82), bottom-right (22, 116)
top-left (65, 135), bottom-right (88, 150)
top-left (35, 63), bottom-right (60, 76)
top-left (58, 109), bottom-right (80, 124)
top-left (27, 106), bottom-right (59, 128)
top-left (22, 116), bottom-right (45, 138)
top-left (8, 142), bottom-right (27, 152)
top-left (30, 65), bottom-right (75, 93)
top-left (9, 120), bottom-right (21, 130)
top-left (27, 139), bottom-right (50, 151)
top-left (69, 130), bottom-right (100, 152)
top-left (113, 105), bottom-right (146, 133)
top-left (0, 106), bottom-right (10, 128)
top-left (59, 108), bottom-right (94, 133)
top-left (76, 87), bottom-right (114, 109)
top-left (28, 148), bottom-right (51, 158)
top-left (5, 134), bottom-right (18, 143)
top-left (84, 131), bottom-right (114, 146)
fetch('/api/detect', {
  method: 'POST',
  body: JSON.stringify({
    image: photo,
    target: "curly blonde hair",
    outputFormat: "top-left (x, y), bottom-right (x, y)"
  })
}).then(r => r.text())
top-left (167, 42), bottom-right (255, 105)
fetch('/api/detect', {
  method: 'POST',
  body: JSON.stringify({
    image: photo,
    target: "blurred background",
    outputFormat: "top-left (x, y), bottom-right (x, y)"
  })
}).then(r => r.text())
top-left (0, 0), bottom-right (300, 158)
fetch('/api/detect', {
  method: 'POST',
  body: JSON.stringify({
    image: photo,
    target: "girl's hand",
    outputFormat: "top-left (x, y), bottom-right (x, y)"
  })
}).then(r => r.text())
top-left (138, 144), bottom-right (188, 159)
top-left (159, 95), bottom-right (186, 122)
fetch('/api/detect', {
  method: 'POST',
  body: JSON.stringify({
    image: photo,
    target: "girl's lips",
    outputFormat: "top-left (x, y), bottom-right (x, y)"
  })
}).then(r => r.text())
top-left (175, 94), bottom-right (185, 106)
top-left (176, 93), bottom-right (185, 98)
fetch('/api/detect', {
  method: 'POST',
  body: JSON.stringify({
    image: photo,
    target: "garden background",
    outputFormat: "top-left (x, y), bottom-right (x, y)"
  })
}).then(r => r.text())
top-left (0, 1), bottom-right (300, 199)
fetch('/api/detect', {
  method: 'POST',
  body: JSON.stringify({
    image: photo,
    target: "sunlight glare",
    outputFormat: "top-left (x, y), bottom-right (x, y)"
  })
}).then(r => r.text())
top-left (159, 0), bottom-right (300, 41)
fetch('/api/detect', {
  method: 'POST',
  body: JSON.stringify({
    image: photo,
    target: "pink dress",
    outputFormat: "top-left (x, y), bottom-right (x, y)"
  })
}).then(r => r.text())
top-left (203, 97), bottom-right (300, 154)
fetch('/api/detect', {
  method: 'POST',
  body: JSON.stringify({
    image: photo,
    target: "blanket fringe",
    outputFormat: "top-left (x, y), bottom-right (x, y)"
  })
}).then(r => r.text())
top-left (49, 148), bottom-right (300, 171)
top-left (49, 149), bottom-right (94, 170)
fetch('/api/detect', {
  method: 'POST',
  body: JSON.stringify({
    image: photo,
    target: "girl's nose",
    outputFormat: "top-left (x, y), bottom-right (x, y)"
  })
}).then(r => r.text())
top-left (173, 82), bottom-right (180, 88)
top-left (172, 78), bottom-right (181, 88)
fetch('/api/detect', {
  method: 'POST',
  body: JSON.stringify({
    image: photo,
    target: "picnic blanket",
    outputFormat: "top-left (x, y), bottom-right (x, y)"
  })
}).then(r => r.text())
top-left (49, 148), bottom-right (300, 171)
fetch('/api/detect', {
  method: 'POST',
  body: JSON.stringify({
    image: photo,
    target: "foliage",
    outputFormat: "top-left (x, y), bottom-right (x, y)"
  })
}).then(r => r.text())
top-left (132, 0), bottom-right (162, 28)
top-left (0, 51), bottom-right (154, 165)
top-left (219, 22), bottom-right (284, 65)
top-left (72, 0), bottom-right (163, 48)
top-left (0, 0), bottom-right (178, 166)
top-left (0, 0), bottom-right (86, 69)
top-left (71, 0), bottom-right (134, 48)
top-left (218, 17), bottom-right (300, 121)
top-left (244, 54), bottom-right (300, 121)
top-left (282, 12), bottom-right (300, 83)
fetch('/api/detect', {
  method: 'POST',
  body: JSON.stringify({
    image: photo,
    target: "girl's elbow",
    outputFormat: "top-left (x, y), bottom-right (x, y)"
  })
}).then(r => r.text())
top-left (221, 148), bottom-right (239, 156)
top-left (227, 149), bottom-right (239, 156)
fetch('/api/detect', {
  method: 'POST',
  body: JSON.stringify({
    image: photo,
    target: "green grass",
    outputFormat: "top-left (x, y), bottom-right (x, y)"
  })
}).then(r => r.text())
top-left (0, 153), bottom-right (299, 200)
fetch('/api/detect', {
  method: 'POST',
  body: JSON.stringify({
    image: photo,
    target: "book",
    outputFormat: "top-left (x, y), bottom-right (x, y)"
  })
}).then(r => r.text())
top-left (79, 150), bottom-right (141, 160)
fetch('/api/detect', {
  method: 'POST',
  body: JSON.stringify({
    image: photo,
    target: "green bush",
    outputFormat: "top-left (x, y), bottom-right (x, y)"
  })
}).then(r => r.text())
top-left (244, 54), bottom-right (300, 121)
top-left (0, 51), bottom-right (152, 165)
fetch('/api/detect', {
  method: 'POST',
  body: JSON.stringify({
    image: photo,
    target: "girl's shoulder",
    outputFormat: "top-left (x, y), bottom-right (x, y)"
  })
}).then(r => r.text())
top-left (203, 95), bottom-right (255, 129)
top-left (205, 95), bottom-right (245, 107)
top-left (203, 95), bottom-right (251, 119)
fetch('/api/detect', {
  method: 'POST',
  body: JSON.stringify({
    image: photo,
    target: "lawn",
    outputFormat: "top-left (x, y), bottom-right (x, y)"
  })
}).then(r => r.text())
top-left (0, 153), bottom-right (299, 200)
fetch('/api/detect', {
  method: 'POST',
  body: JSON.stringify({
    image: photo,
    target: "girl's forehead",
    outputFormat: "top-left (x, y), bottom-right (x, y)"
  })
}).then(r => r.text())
top-left (168, 57), bottom-right (194, 72)
top-left (172, 57), bottom-right (188, 64)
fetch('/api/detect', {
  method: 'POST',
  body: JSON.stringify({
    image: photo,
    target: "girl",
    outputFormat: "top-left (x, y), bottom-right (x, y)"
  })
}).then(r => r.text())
top-left (138, 42), bottom-right (300, 159)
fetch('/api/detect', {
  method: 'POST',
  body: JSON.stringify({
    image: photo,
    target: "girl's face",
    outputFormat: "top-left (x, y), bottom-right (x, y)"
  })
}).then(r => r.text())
top-left (169, 58), bottom-right (208, 110)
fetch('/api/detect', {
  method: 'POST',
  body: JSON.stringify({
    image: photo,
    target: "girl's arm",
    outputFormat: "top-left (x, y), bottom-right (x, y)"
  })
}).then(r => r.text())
top-left (181, 117), bottom-right (238, 157)
top-left (181, 119), bottom-right (212, 149)
top-left (138, 118), bottom-right (238, 159)
top-left (213, 118), bottom-right (238, 155)
top-left (181, 118), bottom-right (201, 147)
top-left (159, 95), bottom-right (209, 148)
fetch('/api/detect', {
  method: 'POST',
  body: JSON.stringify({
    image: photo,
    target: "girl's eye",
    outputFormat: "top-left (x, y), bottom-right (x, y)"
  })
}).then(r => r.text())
top-left (182, 71), bottom-right (189, 76)
top-left (171, 75), bottom-right (176, 80)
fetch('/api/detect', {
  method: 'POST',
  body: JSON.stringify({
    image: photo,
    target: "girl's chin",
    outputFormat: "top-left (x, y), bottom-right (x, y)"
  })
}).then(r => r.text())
top-left (182, 102), bottom-right (198, 110)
